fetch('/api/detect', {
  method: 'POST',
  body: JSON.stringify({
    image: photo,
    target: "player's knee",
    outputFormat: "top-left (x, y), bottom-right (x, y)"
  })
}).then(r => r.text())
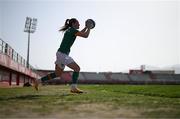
top-left (55, 66), bottom-right (63, 77)
top-left (55, 70), bottom-right (61, 77)
top-left (75, 66), bottom-right (80, 72)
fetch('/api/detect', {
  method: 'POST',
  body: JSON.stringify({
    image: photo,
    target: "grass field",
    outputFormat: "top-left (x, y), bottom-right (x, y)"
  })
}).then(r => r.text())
top-left (0, 84), bottom-right (180, 119)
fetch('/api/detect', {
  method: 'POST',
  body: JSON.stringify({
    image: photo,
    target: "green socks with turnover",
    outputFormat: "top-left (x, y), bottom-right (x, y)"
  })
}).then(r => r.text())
top-left (40, 72), bottom-right (79, 83)
top-left (41, 72), bottom-right (56, 82)
top-left (72, 72), bottom-right (79, 84)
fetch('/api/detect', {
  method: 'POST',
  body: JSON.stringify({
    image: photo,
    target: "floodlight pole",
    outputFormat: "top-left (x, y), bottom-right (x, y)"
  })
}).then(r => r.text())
top-left (27, 22), bottom-right (31, 69)
top-left (24, 17), bottom-right (37, 69)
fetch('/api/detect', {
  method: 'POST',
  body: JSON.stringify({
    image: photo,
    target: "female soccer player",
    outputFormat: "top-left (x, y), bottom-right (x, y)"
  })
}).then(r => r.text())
top-left (34, 18), bottom-right (93, 93)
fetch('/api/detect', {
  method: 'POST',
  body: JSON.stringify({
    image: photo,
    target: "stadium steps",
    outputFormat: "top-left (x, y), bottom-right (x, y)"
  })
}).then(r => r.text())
top-left (152, 74), bottom-right (178, 84)
top-left (109, 73), bottom-right (130, 83)
top-left (128, 74), bottom-right (152, 84)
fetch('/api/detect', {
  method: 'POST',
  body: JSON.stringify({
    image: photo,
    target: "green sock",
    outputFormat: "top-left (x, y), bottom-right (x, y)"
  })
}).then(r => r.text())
top-left (72, 72), bottom-right (79, 84)
top-left (41, 72), bottom-right (56, 82)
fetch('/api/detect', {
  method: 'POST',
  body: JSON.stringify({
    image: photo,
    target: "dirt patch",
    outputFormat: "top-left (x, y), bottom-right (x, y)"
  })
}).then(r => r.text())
top-left (52, 103), bottom-right (140, 119)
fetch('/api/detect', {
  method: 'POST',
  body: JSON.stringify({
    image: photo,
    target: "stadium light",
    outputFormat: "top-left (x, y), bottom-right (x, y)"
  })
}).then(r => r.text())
top-left (24, 17), bottom-right (37, 68)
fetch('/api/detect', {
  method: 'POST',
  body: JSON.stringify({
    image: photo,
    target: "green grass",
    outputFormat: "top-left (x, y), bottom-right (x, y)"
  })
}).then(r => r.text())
top-left (0, 84), bottom-right (180, 118)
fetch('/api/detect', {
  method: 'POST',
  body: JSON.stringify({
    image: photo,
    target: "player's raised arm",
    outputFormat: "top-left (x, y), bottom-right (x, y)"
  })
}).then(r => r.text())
top-left (75, 27), bottom-right (90, 38)
top-left (75, 19), bottom-right (95, 38)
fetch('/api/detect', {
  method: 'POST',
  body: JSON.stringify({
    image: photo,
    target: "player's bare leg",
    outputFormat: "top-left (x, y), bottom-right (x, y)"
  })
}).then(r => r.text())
top-left (55, 64), bottom-right (64, 77)
top-left (33, 79), bottom-right (39, 91)
top-left (67, 62), bottom-right (83, 93)
top-left (33, 64), bottom-right (63, 91)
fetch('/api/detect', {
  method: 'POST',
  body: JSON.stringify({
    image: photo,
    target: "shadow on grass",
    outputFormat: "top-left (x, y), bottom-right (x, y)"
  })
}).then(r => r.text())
top-left (0, 93), bottom-right (74, 101)
top-left (0, 95), bottom-right (42, 101)
top-left (124, 92), bottom-right (180, 98)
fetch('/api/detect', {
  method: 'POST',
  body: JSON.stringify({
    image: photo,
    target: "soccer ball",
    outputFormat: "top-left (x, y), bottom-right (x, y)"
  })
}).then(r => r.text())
top-left (85, 19), bottom-right (96, 29)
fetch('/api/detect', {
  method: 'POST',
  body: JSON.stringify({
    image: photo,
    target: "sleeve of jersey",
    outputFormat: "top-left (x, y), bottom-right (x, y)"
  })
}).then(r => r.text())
top-left (72, 28), bottom-right (79, 36)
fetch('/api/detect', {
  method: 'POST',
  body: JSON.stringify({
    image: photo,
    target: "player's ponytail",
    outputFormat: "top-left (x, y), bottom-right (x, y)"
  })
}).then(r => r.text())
top-left (59, 18), bottom-right (77, 32)
top-left (59, 19), bottom-right (70, 32)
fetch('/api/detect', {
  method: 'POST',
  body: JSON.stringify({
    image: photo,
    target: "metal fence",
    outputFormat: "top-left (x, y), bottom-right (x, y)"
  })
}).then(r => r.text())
top-left (0, 38), bottom-right (35, 70)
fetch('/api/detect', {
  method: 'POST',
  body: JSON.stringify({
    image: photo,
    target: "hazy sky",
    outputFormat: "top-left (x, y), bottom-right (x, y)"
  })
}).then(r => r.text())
top-left (0, 0), bottom-right (180, 73)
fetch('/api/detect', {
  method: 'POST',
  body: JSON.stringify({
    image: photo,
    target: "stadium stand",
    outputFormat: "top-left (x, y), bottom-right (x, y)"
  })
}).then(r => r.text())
top-left (78, 72), bottom-right (107, 84)
top-left (107, 73), bottom-right (130, 84)
top-left (110, 73), bottom-right (129, 81)
top-left (128, 74), bottom-right (152, 84)
top-left (173, 74), bottom-right (180, 80)
top-left (34, 69), bottom-right (180, 85)
top-left (172, 74), bottom-right (180, 84)
top-left (153, 74), bottom-right (174, 81)
top-left (78, 72), bottom-right (86, 80)
top-left (151, 73), bottom-right (178, 84)
top-left (82, 72), bottom-right (106, 80)
top-left (0, 38), bottom-right (40, 86)
top-left (60, 71), bottom-right (72, 81)
top-left (128, 74), bottom-right (151, 81)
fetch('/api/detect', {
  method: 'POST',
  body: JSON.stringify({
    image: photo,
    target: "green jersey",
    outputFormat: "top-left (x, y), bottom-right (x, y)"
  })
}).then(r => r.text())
top-left (58, 27), bottom-right (79, 54)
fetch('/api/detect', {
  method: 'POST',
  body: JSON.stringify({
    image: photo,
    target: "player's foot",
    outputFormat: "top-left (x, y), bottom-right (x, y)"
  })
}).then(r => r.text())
top-left (33, 79), bottom-right (39, 91)
top-left (70, 88), bottom-right (83, 93)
